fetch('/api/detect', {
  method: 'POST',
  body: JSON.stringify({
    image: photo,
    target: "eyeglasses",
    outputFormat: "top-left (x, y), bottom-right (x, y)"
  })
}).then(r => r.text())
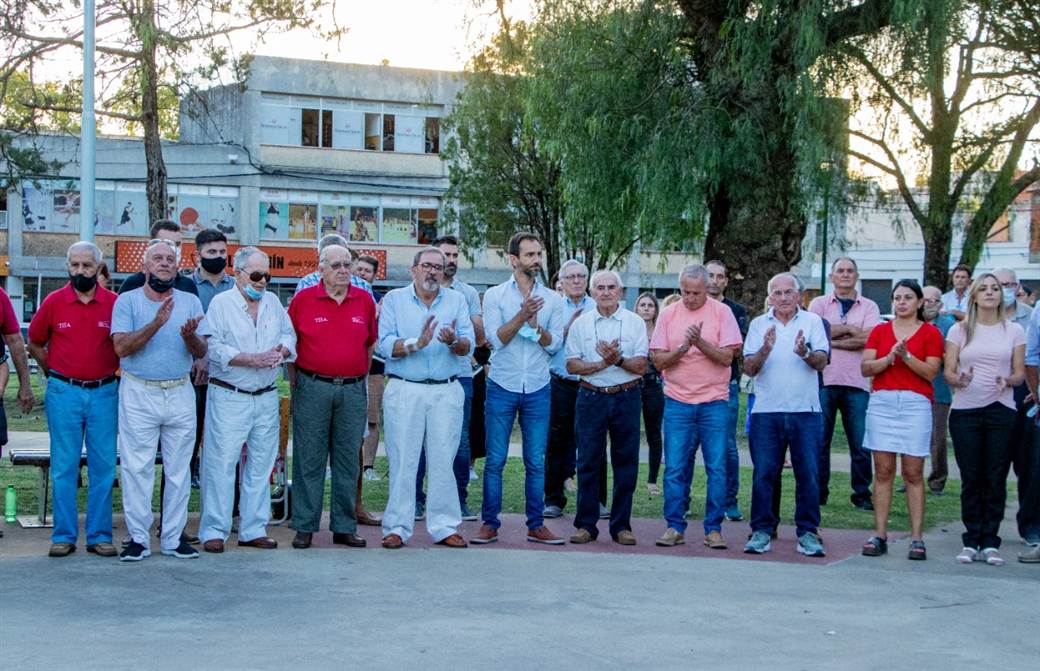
top-left (148, 238), bottom-right (181, 248)
top-left (999, 281), bottom-right (1019, 289)
top-left (770, 289), bottom-right (797, 298)
top-left (237, 269), bottom-right (271, 282)
top-left (923, 298), bottom-right (942, 305)
top-left (326, 261), bottom-right (353, 271)
top-left (561, 273), bottom-right (588, 281)
top-left (418, 262), bottom-right (444, 273)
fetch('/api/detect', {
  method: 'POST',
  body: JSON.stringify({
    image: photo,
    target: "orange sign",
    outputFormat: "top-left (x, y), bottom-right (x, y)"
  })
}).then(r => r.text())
top-left (114, 241), bottom-right (388, 280)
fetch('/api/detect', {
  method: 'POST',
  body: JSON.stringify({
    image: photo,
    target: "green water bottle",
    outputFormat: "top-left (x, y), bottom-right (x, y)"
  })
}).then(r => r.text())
top-left (5, 485), bottom-right (16, 523)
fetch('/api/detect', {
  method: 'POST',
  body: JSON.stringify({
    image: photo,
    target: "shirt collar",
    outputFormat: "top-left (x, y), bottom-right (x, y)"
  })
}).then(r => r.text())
top-left (193, 269), bottom-right (232, 287)
top-left (565, 294), bottom-right (590, 309)
top-left (593, 304), bottom-right (623, 320)
top-left (61, 282), bottom-right (104, 304)
top-left (409, 282), bottom-right (443, 306)
top-left (508, 275), bottom-right (543, 296)
top-left (829, 292), bottom-right (859, 304)
top-left (315, 281), bottom-right (358, 301)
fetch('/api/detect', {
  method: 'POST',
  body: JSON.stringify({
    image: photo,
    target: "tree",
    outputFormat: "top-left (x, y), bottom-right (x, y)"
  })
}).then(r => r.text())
top-left (1, 0), bottom-right (343, 224)
top-left (833, 0), bottom-right (1040, 287)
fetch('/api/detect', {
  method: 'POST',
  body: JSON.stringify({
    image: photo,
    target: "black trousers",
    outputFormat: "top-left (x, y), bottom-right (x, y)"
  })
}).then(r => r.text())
top-left (545, 376), bottom-right (606, 509)
top-left (950, 402), bottom-right (1016, 549)
top-left (641, 375), bottom-right (664, 484)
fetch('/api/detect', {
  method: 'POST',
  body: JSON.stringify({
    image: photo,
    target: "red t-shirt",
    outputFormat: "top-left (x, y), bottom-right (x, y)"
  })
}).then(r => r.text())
top-left (288, 282), bottom-right (377, 377)
top-left (28, 284), bottom-right (120, 380)
top-left (865, 321), bottom-right (944, 401)
top-left (0, 288), bottom-right (19, 335)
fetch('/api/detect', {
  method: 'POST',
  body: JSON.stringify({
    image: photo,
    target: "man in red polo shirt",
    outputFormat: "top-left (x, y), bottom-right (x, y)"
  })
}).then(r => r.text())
top-left (27, 241), bottom-right (120, 558)
top-left (287, 244), bottom-right (377, 549)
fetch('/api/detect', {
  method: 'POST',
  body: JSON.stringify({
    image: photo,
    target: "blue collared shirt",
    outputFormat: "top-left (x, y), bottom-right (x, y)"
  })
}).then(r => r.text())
top-left (483, 276), bottom-right (564, 393)
top-left (192, 270), bottom-right (236, 313)
top-left (1026, 307), bottom-right (1040, 368)
top-left (378, 283), bottom-right (474, 382)
top-left (551, 293), bottom-right (595, 380)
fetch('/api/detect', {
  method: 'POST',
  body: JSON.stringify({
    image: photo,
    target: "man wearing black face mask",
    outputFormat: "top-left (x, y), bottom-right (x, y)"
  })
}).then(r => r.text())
top-left (187, 228), bottom-right (235, 490)
top-left (118, 220), bottom-right (198, 297)
top-left (28, 241), bottom-right (120, 558)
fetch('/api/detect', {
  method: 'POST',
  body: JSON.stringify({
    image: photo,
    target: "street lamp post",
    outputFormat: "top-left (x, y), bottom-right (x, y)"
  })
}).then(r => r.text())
top-left (819, 161), bottom-right (833, 294)
top-left (79, 0), bottom-right (96, 242)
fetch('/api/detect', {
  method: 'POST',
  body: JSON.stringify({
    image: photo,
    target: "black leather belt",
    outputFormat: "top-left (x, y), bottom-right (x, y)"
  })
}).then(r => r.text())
top-left (388, 374), bottom-right (457, 385)
top-left (580, 379), bottom-right (642, 394)
top-left (210, 378), bottom-right (277, 396)
top-left (550, 372), bottom-right (580, 388)
top-left (298, 368), bottom-right (365, 385)
top-left (48, 371), bottom-right (117, 389)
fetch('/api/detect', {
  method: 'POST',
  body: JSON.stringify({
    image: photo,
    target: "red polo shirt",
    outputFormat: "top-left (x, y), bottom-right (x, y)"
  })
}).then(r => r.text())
top-left (28, 284), bottom-right (119, 380)
top-left (289, 282), bottom-right (376, 377)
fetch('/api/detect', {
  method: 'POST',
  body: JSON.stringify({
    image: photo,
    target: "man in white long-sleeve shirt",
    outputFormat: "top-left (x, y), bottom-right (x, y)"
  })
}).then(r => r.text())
top-left (197, 247), bottom-right (296, 553)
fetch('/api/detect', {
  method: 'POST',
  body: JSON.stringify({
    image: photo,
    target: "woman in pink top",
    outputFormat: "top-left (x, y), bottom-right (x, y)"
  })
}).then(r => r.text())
top-left (945, 273), bottom-right (1026, 566)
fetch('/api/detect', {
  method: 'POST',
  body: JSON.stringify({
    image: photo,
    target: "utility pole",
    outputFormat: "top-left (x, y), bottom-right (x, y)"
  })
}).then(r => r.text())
top-left (79, 0), bottom-right (96, 242)
top-left (819, 161), bottom-right (832, 294)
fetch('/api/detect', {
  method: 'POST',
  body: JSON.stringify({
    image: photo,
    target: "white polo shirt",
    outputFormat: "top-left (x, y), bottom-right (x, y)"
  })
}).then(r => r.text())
top-left (743, 308), bottom-right (829, 414)
top-left (565, 305), bottom-right (648, 387)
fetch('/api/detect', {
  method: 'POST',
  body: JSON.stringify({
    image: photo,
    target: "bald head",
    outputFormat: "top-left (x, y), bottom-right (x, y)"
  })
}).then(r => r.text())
top-left (922, 285), bottom-right (942, 320)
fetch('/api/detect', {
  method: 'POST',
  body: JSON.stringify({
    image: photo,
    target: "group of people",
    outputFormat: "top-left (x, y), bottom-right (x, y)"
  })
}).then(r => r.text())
top-left (4, 223), bottom-right (1038, 565)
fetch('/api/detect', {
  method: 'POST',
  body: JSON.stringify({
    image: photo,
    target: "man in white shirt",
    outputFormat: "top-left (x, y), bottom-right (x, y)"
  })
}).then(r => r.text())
top-left (941, 264), bottom-right (972, 321)
top-left (196, 247), bottom-right (295, 552)
top-left (565, 270), bottom-right (647, 545)
top-left (472, 232), bottom-right (566, 546)
top-left (742, 273), bottom-right (830, 557)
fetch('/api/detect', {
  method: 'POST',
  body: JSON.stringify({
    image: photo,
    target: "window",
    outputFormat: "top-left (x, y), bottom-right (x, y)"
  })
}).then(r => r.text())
top-left (321, 110), bottom-right (333, 148)
top-left (300, 108), bottom-right (320, 147)
top-left (425, 118), bottom-right (440, 154)
top-left (20, 277), bottom-right (68, 322)
top-left (258, 191), bottom-right (438, 244)
top-left (364, 113), bottom-right (381, 150)
top-left (382, 114), bottom-right (395, 152)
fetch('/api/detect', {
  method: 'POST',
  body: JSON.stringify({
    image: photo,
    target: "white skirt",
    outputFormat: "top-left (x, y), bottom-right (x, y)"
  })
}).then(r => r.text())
top-left (863, 390), bottom-right (932, 458)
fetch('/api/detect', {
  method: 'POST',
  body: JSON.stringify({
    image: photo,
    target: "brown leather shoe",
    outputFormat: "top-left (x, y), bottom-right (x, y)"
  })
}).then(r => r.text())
top-left (203, 539), bottom-right (225, 553)
top-left (291, 531), bottom-right (312, 549)
top-left (435, 533), bottom-right (467, 548)
top-left (48, 542), bottom-right (76, 557)
top-left (238, 536), bottom-right (278, 550)
top-left (332, 532), bottom-right (366, 548)
top-left (87, 542), bottom-right (118, 557)
top-left (356, 510), bottom-right (382, 526)
top-left (614, 530), bottom-right (637, 546)
top-left (470, 524), bottom-right (498, 544)
top-left (569, 528), bottom-right (595, 544)
top-left (381, 533), bottom-right (404, 549)
top-left (527, 526), bottom-right (565, 545)
top-left (704, 530), bottom-right (727, 549)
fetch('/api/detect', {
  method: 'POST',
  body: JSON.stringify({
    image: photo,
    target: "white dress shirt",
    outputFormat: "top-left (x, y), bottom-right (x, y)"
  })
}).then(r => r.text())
top-left (199, 287), bottom-right (297, 391)
top-left (565, 305), bottom-right (648, 387)
top-left (483, 276), bottom-right (564, 393)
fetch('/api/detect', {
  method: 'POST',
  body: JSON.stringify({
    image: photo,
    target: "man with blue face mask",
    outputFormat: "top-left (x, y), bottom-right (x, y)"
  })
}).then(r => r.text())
top-left (993, 267), bottom-right (1037, 547)
top-left (196, 247), bottom-right (296, 553)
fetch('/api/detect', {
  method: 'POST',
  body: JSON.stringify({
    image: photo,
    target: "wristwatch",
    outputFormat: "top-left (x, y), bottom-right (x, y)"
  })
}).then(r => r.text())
top-left (617, 356), bottom-right (626, 368)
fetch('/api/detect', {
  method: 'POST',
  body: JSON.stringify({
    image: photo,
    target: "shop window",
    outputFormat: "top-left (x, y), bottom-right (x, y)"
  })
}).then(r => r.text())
top-left (321, 110), bottom-right (333, 148)
top-left (364, 113), bottom-right (381, 150)
top-left (417, 208), bottom-right (438, 244)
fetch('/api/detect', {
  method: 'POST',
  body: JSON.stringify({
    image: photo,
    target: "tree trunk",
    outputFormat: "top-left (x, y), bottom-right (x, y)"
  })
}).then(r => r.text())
top-left (136, 0), bottom-right (168, 226)
top-left (921, 223), bottom-right (952, 290)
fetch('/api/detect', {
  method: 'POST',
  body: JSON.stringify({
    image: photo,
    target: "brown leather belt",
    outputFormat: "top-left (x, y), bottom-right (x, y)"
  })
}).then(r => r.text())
top-left (579, 379), bottom-right (642, 395)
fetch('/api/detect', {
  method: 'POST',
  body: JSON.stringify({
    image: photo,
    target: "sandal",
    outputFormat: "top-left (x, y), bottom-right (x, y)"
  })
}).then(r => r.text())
top-left (861, 536), bottom-right (887, 557)
top-left (907, 539), bottom-right (927, 561)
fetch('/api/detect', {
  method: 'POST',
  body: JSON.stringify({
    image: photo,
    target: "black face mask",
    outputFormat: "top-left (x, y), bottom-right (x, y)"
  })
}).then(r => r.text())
top-left (69, 273), bottom-right (97, 293)
top-left (147, 274), bottom-right (176, 293)
top-left (200, 256), bottom-right (227, 274)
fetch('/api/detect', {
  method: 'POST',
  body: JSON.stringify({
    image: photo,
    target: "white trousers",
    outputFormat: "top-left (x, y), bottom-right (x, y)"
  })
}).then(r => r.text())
top-left (199, 385), bottom-right (280, 543)
top-left (382, 378), bottom-right (464, 542)
top-left (118, 375), bottom-right (195, 550)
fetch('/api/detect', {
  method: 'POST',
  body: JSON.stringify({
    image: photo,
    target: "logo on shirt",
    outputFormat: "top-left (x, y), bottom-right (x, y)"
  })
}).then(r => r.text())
top-left (351, 316), bottom-right (366, 325)
top-left (313, 317), bottom-right (329, 324)
top-left (97, 321), bottom-right (110, 329)
top-left (57, 321), bottom-right (72, 330)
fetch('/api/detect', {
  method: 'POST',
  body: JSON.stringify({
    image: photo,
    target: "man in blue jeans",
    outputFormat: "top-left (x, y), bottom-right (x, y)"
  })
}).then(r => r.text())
top-left (472, 232), bottom-right (565, 546)
top-left (650, 264), bottom-right (743, 549)
top-left (564, 270), bottom-right (648, 545)
top-left (27, 241), bottom-right (117, 558)
top-left (743, 273), bottom-right (830, 557)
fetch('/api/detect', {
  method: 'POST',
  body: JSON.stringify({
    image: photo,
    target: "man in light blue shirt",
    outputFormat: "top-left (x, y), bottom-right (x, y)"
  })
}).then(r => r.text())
top-left (1020, 303), bottom-right (1040, 562)
top-left (545, 259), bottom-right (601, 519)
top-left (377, 247), bottom-right (474, 548)
top-left (472, 232), bottom-right (566, 546)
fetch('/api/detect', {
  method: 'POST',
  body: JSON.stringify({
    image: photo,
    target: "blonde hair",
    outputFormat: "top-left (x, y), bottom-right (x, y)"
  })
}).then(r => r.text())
top-left (962, 272), bottom-right (1006, 345)
top-left (661, 293), bottom-right (681, 309)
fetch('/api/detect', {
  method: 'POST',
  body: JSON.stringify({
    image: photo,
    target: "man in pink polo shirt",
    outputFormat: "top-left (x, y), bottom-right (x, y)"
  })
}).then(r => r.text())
top-left (650, 264), bottom-right (743, 549)
top-left (808, 257), bottom-right (881, 510)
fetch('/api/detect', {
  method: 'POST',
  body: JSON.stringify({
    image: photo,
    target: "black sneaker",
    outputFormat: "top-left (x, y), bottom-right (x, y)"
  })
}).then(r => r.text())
top-left (119, 541), bottom-right (152, 562)
top-left (161, 541), bottom-right (200, 559)
top-left (852, 498), bottom-right (875, 512)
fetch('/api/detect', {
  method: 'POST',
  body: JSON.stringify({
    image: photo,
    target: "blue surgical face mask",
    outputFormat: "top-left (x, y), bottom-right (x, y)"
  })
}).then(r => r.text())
top-left (244, 284), bottom-right (264, 301)
top-left (1002, 287), bottom-right (1017, 307)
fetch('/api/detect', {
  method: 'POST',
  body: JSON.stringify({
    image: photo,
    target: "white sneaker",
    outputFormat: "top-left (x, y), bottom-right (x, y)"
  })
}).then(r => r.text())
top-left (956, 547), bottom-right (978, 564)
top-left (363, 468), bottom-right (381, 482)
top-left (981, 547), bottom-right (1004, 566)
top-left (469, 467), bottom-right (478, 482)
top-left (1018, 543), bottom-right (1040, 563)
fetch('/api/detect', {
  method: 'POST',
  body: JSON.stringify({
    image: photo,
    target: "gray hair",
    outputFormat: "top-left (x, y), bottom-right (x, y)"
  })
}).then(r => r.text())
top-left (990, 266), bottom-right (1017, 282)
top-left (319, 244), bottom-right (350, 266)
top-left (767, 272), bottom-right (802, 294)
top-left (144, 241), bottom-right (176, 261)
top-left (412, 246), bottom-right (446, 267)
top-left (318, 233), bottom-right (349, 252)
top-left (830, 256), bottom-right (858, 271)
top-left (590, 269), bottom-right (623, 288)
top-left (559, 259), bottom-right (589, 277)
top-left (67, 241), bottom-right (102, 264)
top-left (678, 264), bottom-right (707, 282)
top-left (234, 246), bottom-right (268, 269)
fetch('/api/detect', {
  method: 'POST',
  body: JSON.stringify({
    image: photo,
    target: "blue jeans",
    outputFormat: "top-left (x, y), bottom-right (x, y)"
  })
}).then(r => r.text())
top-left (46, 377), bottom-right (118, 545)
top-left (664, 398), bottom-right (729, 535)
top-left (482, 379), bottom-right (550, 530)
top-left (574, 386), bottom-right (641, 539)
top-left (749, 412), bottom-right (823, 537)
top-left (819, 385), bottom-right (872, 504)
top-left (416, 376), bottom-right (473, 507)
top-left (725, 380), bottom-right (740, 508)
